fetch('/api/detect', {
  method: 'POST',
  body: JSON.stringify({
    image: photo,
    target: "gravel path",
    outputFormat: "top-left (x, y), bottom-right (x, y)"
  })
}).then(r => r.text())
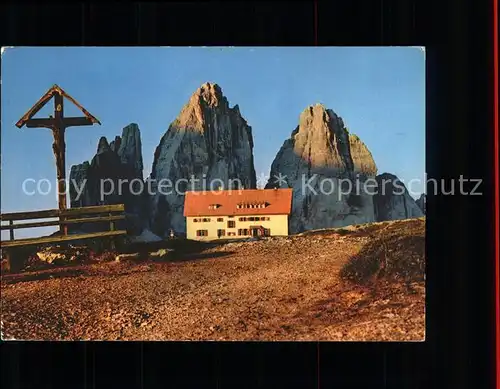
top-left (1, 221), bottom-right (425, 341)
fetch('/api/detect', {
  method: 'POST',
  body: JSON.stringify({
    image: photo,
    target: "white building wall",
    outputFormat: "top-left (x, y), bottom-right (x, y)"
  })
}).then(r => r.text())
top-left (186, 214), bottom-right (289, 241)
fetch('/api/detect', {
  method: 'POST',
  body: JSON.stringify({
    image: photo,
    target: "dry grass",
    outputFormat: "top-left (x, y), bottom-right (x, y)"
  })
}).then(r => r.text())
top-left (340, 218), bottom-right (425, 284)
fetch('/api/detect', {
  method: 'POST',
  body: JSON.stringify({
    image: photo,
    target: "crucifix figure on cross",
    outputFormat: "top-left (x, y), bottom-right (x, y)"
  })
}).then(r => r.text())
top-left (15, 84), bottom-right (101, 235)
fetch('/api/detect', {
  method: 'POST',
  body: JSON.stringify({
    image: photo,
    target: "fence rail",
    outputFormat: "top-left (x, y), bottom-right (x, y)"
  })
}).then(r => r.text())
top-left (1, 204), bottom-right (127, 249)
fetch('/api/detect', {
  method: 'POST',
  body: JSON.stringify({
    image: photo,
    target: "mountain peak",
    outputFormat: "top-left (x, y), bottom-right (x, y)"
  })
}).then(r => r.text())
top-left (200, 81), bottom-right (220, 90)
top-left (174, 83), bottom-right (234, 131)
top-left (302, 103), bottom-right (327, 116)
top-left (298, 103), bottom-right (343, 128)
top-left (150, 83), bottom-right (257, 234)
top-left (191, 82), bottom-right (225, 108)
top-left (96, 136), bottom-right (111, 154)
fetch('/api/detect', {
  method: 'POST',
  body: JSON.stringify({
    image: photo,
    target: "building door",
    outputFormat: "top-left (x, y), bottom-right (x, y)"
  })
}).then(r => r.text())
top-left (251, 227), bottom-right (266, 237)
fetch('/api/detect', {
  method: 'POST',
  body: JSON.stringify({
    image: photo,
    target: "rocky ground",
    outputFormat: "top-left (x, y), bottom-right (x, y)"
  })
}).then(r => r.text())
top-left (0, 218), bottom-right (425, 341)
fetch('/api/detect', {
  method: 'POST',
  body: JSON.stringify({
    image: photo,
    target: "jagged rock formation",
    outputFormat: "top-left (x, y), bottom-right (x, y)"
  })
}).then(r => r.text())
top-left (116, 124), bottom-right (144, 179)
top-left (416, 193), bottom-right (426, 214)
top-left (373, 173), bottom-right (424, 221)
top-left (148, 82), bottom-right (257, 236)
top-left (69, 123), bottom-right (146, 234)
top-left (348, 133), bottom-right (378, 178)
top-left (266, 104), bottom-right (378, 233)
top-left (69, 161), bottom-right (92, 207)
top-left (68, 92), bottom-right (422, 237)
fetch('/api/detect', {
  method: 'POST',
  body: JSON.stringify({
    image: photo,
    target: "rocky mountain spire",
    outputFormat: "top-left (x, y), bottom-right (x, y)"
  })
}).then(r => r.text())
top-left (348, 133), bottom-right (378, 178)
top-left (266, 104), bottom-right (378, 233)
top-left (373, 173), bottom-right (424, 221)
top-left (266, 103), bottom-right (424, 232)
top-left (96, 137), bottom-right (111, 154)
top-left (416, 193), bottom-right (426, 214)
top-left (149, 82), bottom-right (257, 236)
top-left (69, 123), bottom-right (146, 235)
top-left (117, 123), bottom-right (144, 179)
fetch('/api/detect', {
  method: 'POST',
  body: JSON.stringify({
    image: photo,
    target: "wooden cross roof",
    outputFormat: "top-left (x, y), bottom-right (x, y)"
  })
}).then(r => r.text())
top-left (15, 84), bottom-right (101, 128)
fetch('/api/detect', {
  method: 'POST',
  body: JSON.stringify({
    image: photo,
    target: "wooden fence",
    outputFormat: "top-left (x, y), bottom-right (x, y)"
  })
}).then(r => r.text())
top-left (1, 204), bottom-right (127, 248)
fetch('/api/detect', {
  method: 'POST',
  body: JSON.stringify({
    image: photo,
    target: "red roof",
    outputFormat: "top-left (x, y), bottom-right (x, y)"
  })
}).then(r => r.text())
top-left (183, 188), bottom-right (293, 217)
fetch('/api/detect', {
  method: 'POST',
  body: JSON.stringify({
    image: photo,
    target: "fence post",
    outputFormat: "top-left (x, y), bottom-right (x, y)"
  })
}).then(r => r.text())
top-left (109, 212), bottom-right (116, 251)
top-left (109, 213), bottom-right (115, 232)
top-left (60, 214), bottom-right (68, 236)
top-left (9, 220), bottom-right (14, 240)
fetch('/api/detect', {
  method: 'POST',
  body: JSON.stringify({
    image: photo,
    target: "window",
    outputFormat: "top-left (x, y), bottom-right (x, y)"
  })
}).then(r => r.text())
top-left (217, 218), bottom-right (224, 222)
top-left (194, 218), bottom-right (212, 223)
top-left (238, 229), bottom-right (249, 236)
top-left (209, 204), bottom-right (220, 210)
top-left (196, 230), bottom-right (208, 237)
top-left (237, 202), bottom-right (268, 209)
top-left (237, 216), bottom-right (268, 222)
top-left (227, 220), bottom-right (236, 228)
top-left (217, 229), bottom-right (225, 237)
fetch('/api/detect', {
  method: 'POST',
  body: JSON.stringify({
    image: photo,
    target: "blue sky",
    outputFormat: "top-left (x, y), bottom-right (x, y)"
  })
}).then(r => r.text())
top-left (1, 47), bottom-right (425, 238)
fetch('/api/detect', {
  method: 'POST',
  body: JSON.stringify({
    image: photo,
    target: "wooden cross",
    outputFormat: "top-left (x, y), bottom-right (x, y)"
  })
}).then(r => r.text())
top-left (15, 84), bottom-right (101, 235)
